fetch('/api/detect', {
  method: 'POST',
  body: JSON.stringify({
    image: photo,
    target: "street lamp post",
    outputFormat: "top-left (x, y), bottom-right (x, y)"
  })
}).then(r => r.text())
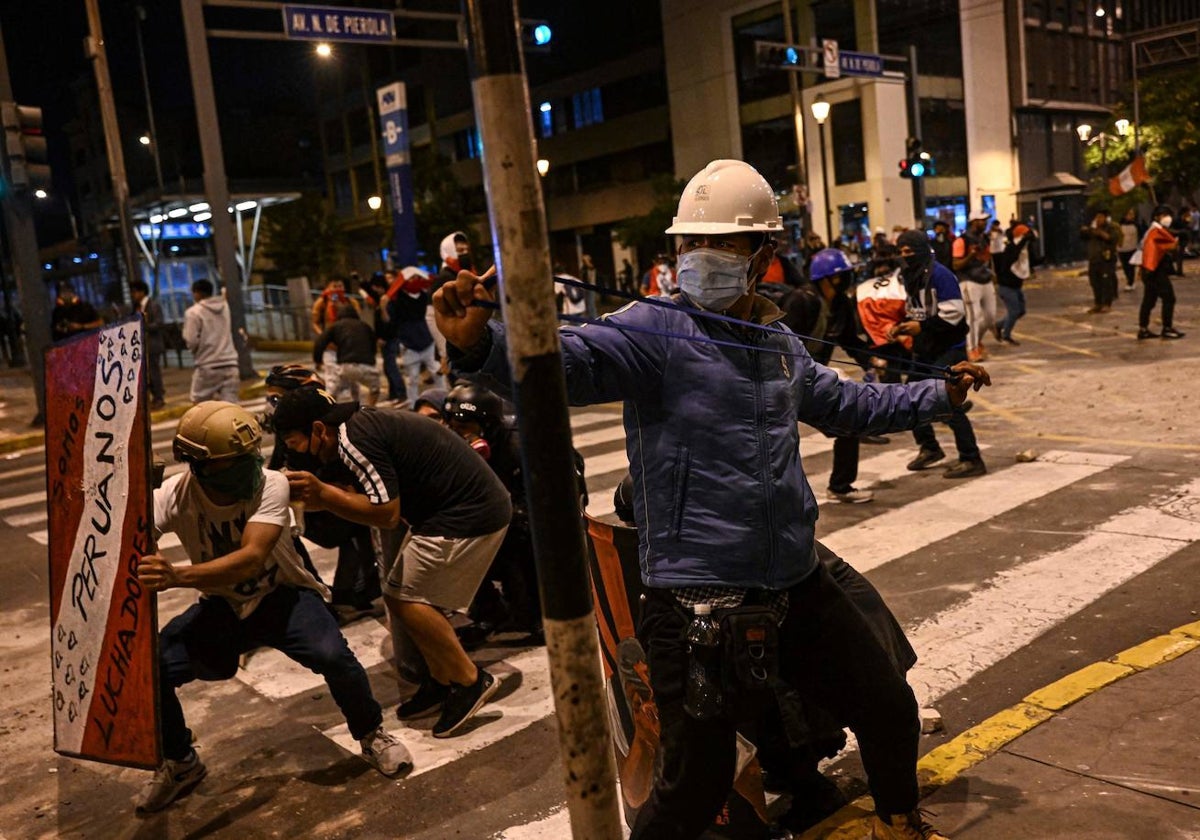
top-left (366, 195), bottom-right (385, 269)
top-left (1077, 120), bottom-right (1131, 186)
top-left (810, 94), bottom-right (833, 244)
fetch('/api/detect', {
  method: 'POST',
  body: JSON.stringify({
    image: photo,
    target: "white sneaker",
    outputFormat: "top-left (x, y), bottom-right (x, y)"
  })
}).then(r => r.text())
top-left (134, 750), bottom-right (207, 813)
top-left (826, 487), bottom-right (874, 504)
top-left (359, 726), bottom-right (413, 777)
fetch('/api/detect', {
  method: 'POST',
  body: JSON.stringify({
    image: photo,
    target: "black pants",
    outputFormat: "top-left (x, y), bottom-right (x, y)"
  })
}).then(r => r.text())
top-left (1139, 271), bottom-right (1176, 330)
top-left (828, 436), bottom-right (860, 493)
top-left (1119, 251), bottom-right (1137, 287)
top-left (1088, 261), bottom-right (1117, 307)
top-left (630, 563), bottom-right (920, 840)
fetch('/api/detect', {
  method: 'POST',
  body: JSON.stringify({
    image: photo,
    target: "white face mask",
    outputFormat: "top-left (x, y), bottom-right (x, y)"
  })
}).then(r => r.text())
top-left (676, 248), bottom-right (753, 312)
top-left (1159, 216), bottom-right (1173, 228)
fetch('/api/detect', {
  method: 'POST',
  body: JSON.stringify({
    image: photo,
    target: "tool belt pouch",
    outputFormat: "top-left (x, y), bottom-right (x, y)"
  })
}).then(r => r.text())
top-left (716, 606), bottom-right (780, 699)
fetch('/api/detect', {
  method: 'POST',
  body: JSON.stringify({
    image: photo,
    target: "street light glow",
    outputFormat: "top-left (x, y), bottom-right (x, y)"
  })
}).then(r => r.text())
top-left (188, 202), bottom-right (210, 213)
top-left (537, 158), bottom-right (550, 176)
top-left (235, 200), bottom-right (258, 212)
top-left (139, 134), bottom-right (151, 146)
top-left (150, 213), bottom-right (164, 224)
top-left (1115, 118), bottom-right (1131, 136)
top-left (367, 195), bottom-right (383, 211)
top-left (1076, 123), bottom-right (1093, 142)
top-left (193, 212), bottom-right (212, 222)
top-left (168, 207), bottom-right (189, 218)
top-left (810, 94), bottom-right (830, 125)
top-left (1095, 5), bottom-right (1105, 16)
top-left (33, 188), bottom-right (48, 199)
top-left (315, 42), bottom-right (332, 58)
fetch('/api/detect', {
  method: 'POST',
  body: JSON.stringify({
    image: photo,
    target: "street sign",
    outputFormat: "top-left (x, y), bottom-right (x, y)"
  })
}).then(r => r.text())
top-left (376, 82), bottom-right (418, 267)
top-left (822, 38), bottom-right (840, 79)
top-left (282, 4), bottom-right (394, 43)
top-left (839, 50), bottom-right (884, 78)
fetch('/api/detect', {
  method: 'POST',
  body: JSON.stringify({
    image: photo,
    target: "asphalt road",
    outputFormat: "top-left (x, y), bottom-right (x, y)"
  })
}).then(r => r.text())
top-left (0, 263), bottom-right (1198, 839)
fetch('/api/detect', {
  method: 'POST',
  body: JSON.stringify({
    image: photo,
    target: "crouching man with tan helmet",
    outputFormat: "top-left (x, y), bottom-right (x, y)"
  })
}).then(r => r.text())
top-left (132, 401), bottom-right (412, 814)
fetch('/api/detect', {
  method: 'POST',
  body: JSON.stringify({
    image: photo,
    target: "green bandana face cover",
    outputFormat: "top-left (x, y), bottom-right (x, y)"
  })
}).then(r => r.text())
top-left (193, 454), bottom-right (265, 501)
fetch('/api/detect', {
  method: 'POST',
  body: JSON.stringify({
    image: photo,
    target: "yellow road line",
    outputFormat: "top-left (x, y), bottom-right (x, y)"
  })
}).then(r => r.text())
top-left (799, 623), bottom-right (1200, 839)
top-left (1034, 432), bottom-right (1200, 452)
top-left (1010, 331), bottom-right (1100, 357)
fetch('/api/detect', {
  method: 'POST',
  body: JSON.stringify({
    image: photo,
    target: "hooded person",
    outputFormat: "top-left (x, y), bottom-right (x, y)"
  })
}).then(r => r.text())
top-left (430, 234), bottom-right (472, 370)
top-left (1138, 205), bottom-right (1184, 340)
top-left (182, 279), bottom-right (240, 404)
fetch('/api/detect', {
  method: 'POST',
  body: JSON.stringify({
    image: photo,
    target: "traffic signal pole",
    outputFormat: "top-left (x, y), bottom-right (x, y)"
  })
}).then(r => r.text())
top-left (0, 20), bottom-right (50, 424)
top-left (906, 44), bottom-right (926, 227)
top-left (461, 2), bottom-right (621, 837)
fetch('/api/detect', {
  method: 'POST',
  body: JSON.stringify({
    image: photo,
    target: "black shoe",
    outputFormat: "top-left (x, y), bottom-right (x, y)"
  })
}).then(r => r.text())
top-left (1161, 327), bottom-right (1186, 340)
top-left (455, 622), bottom-right (496, 651)
top-left (993, 325), bottom-right (1003, 342)
top-left (861, 434), bottom-right (890, 445)
top-left (1137, 328), bottom-right (1158, 340)
top-left (433, 669), bottom-right (499, 738)
top-left (396, 680), bottom-right (450, 720)
top-left (907, 448), bottom-right (945, 471)
top-left (776, 769), bottom-right (849, 833)
top-left (1001, 336), bottom-right (1020, 346)
top-left (944, 458), bottom-right (987, 479)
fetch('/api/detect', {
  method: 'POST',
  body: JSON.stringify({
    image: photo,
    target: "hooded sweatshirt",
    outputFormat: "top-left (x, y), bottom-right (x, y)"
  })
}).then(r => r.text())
top-left (183, 296), bottom-right (238, 368)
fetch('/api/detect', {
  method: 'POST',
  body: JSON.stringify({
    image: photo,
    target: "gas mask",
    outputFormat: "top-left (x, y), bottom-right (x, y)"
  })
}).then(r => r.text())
top-left (677, 248), bottom-right (754, 312)
top-left (192, 454), bottom-right (265, 501)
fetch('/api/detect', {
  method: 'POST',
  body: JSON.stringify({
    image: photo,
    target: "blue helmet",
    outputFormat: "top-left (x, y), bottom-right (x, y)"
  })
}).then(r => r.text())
top-left (808, 247), bottom-right (854, 281)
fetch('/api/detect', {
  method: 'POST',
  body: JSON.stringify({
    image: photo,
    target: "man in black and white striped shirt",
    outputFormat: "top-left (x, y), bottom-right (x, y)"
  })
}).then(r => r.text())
top-left (272, 387), bottom-right (512, 739)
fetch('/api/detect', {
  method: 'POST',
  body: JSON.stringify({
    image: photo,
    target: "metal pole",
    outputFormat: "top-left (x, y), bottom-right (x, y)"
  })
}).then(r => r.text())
top-left (0, 20), bottom-right (50, 422)
top-left (780, 0), bottom-right (810, 234)
top-left (818, 119), bottom-right (833, 243)
top-left (1131, 40), bottom-right (1141, 155)
top-left (135, 4), bottom-right (166, 294)
top-left (461, 2), bottom-right (620, 838)
top-left (83, 0), bottom-right (139, 287)
top-left (907, 44), bottom-right (926, 228)
top-left (180, 0), bottom-right (255, 379)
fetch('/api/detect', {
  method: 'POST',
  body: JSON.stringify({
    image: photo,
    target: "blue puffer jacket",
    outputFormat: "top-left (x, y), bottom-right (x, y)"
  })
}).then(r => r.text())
top-left (462, 295), bottom-right (949, 590)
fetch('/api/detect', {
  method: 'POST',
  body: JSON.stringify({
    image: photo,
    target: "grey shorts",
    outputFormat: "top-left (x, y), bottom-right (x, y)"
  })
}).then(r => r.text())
top-left (382, 526), bottom-right (508, 613)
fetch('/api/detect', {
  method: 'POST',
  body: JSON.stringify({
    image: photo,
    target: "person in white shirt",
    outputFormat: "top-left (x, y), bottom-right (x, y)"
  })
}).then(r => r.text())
top-left (132, 402), bottom-right (411, 813)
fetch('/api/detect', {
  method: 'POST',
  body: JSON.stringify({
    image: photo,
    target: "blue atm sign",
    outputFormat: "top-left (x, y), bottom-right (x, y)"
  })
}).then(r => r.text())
top-left (283, 4), bottom-right (395, 43)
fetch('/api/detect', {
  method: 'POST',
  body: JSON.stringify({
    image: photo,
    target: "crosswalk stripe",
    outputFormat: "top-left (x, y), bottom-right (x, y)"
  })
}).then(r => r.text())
top-left (4, 510), bottom-right (48, 527)
top-left (572, 423), bottom-right (629, 449)
top-left (321, 647), bottom-right (553, 779)
top-left (0, 490), bottom-right (46, 512)
top-left (907, 477), bottom-right (1200, 706)
top-left (494, 807), bottom-right (632, 839)
top-left (570, 410), bottom-right (622, 429)
top-left (818, 450), bottom-right (1129, 574)
top-left (236, 616), bottom-right (392, 699)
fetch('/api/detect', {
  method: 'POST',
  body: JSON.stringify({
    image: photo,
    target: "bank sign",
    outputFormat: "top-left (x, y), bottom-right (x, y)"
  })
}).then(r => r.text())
top-left (282, 4), bottom-right (395, 43)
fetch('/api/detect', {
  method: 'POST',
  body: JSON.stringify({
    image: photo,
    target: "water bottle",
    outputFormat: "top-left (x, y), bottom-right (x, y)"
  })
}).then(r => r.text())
top-left (683, 604), bottom-right (724, 720)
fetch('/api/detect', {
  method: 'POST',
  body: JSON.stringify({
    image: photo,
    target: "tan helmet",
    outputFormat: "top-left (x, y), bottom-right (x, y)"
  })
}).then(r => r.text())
top-left (664, 159), bottom-right (784, 235)
top-left (173, 401), bottom-right (262, 464)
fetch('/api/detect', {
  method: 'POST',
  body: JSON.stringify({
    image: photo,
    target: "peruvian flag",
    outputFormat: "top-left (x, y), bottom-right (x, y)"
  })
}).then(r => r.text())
top-left (1108, 155), bottom-right (1150, 196)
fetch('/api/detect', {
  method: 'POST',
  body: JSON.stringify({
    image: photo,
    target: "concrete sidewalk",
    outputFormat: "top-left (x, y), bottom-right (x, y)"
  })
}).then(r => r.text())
top-left (0, 346), bottom-right (311, 454)
top-left (803, 621), bottom-right (1200, 839)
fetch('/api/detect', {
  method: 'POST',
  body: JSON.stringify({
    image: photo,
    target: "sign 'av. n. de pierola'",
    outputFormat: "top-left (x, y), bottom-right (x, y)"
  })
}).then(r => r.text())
top-left (282, 4), bottom-right (395, 44)
top-left (46, 317), bottom-right (159, 769)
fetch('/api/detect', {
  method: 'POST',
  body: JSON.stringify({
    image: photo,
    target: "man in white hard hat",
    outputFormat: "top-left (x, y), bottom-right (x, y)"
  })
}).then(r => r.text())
top-left (133, 402), bottom-right (412, 813)
top-left (434, 160), bottom-right (987, 840)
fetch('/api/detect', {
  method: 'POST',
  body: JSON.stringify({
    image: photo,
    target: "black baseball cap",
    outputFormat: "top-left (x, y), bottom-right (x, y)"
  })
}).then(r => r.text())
top-left (270, 386), bottom-right (358, 436)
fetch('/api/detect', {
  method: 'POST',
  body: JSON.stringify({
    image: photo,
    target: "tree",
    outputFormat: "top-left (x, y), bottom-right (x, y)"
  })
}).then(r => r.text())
top-left (259, 193), bottom-right (346, 284)
top-left (412, 147), bottom-right (477, 264)
top-left (612, 174), bottom-right (686, 269)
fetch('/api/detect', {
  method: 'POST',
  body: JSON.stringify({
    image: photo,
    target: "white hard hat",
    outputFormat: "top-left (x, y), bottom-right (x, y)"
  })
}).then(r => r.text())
top-left (665, 160), bottom-right (784, 235)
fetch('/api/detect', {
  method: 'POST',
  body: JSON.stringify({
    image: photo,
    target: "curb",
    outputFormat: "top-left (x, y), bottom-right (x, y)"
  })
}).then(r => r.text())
top-left (799, 619), bottom-right (1200, 839)
top-left (0, 378), bottom-right (270, 456)
top-left (252, 340), bottom-right (312, 353)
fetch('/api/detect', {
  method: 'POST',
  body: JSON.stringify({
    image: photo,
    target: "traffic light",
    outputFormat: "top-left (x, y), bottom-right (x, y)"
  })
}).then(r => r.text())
top-left (755, 40), bottom-right (809, 72)
top-left (520, 20), bottom-right (552, 51)
top-left (899, 137), bottom-right (935, 179)
top-left (1, 102), bottom-right (51, 193)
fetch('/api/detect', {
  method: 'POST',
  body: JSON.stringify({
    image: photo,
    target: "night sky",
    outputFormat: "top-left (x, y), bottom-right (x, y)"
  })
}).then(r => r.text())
top-left (0, 0), bottom-right (662, 244)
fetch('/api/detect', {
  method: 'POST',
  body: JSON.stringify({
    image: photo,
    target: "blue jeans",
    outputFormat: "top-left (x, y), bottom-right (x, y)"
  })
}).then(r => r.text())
top-left (158, 586), bottom-right (382, 759)
top-left (996, 285), bottom-right (1025, 340)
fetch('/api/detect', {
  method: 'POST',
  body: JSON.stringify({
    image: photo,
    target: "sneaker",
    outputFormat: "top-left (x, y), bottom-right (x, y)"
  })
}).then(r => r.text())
top-left (1086, 305), bottom-right (1103, 314)
top-left (134, 750), bottom-right (207, 813)
top-left (1137, 328), bottom-right (1159, 340)
top-left (1001, 336), bottom-right (1020, 346)
top-left (872, 810), bottom-right (950, 840)
top-left (906, 448), bottom-right (945, 471)
top-left (861, 434), bottom-right (890, 445)
top-left (396, 680), bottom-right (449, 720)
top-left (1161, 327), bottom-right (1186, 340)
top-left (359, 726), bottom-right (413, 777)
top-left (943, 458), bottom-right (987, 479)
top-left (432, 669), bottom-right (500, 738)
top-left (826, 487), bottom-right (874, 504)
top-left (1124, 284), bottom-right (1136, 292)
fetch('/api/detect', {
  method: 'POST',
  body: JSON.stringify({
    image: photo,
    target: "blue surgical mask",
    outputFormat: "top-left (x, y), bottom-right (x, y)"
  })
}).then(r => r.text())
top-left (677, 248), bottom-right (752, 312)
